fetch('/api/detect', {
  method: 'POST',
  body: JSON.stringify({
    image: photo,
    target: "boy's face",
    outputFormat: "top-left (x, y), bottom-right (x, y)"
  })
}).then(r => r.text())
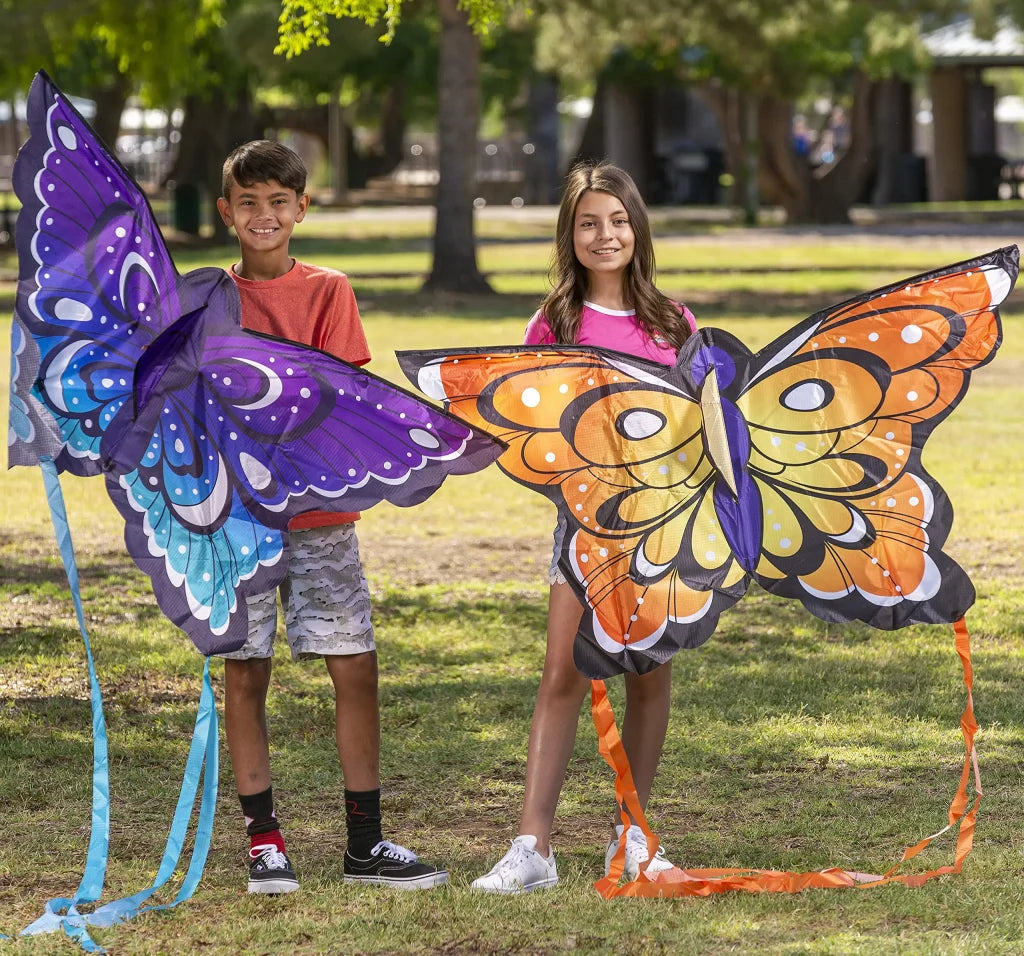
top-left (216, 179), bottom-right (309, 258)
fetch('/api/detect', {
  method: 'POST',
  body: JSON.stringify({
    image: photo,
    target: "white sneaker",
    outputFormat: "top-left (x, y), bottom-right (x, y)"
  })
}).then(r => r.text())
top-left (470, 835), bottom-right (558, 894)
top-left (603, 824), bottom-right (675, 880)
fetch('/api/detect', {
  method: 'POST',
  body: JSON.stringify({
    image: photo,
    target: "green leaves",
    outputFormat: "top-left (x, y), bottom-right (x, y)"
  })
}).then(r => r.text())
top-left (276, 0), bottom-right (521, 54)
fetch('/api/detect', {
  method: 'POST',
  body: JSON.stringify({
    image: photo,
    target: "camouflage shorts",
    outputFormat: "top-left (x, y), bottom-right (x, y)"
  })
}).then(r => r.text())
top-left (217, 523), bottom-right (375, 661)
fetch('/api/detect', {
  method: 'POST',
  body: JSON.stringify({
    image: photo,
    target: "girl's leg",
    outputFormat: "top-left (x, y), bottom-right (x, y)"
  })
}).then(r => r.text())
top-left (619, 661), bottom-right (673, 817)
top-left (518, 582), bottom-right (590, 857)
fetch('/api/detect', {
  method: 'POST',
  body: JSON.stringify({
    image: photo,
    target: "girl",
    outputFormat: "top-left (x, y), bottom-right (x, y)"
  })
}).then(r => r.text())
top-left (471, 161), bottom-right (696, 893)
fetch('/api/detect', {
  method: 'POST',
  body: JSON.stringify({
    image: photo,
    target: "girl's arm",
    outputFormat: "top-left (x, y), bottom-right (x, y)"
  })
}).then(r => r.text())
top-left (523, 309), bottom-right (557, 345)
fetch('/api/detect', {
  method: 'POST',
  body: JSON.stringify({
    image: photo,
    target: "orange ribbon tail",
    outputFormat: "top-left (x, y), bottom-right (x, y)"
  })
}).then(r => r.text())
top-left (590, 617), bottom-right (981, 898)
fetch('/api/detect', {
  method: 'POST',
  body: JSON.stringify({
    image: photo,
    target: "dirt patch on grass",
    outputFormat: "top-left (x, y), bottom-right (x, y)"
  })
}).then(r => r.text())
top-left (360, 534), bottom-right (549, 587)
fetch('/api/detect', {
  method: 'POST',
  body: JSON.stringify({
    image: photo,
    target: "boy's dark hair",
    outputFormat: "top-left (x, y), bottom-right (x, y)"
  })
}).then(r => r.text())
top-left (221, 140), bottom-right (307, 198)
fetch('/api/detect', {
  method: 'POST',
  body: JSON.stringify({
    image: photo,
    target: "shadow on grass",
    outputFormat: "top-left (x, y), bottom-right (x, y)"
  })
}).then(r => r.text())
top-left (0, 552), bottom-right (142, 589)
top-left (3, 558), bottom-right (1020, 826)
top-left (368, 584), bottom-right (1024, 731)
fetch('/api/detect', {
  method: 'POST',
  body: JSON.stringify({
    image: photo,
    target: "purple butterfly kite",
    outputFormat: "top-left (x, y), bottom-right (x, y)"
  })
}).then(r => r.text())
top-left (7, 71), bottom-right (503, 654)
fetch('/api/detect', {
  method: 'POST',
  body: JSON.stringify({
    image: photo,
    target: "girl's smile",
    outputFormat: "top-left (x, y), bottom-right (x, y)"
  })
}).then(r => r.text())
top-left (572, 190), bottom-right (636, 276)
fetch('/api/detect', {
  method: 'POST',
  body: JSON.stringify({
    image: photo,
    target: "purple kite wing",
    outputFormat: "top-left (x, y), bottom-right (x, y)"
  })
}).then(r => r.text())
top-left (10, 70), bottom-right (183, 475)
top-left (99, 271), bottom-right (503, 654)
top-left (8, 71), bottom-right (504, 655)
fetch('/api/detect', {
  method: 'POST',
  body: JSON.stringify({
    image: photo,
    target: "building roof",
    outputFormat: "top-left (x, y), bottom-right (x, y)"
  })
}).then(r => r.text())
top-left (923, 17), bottom-right (1024, 66)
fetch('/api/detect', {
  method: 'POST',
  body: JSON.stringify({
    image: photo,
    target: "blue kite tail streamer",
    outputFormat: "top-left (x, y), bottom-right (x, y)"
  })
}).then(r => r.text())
top-left (18, 463), bottom-right (220, 952)
top-left (70, 659), bottom-right (219, 929)
top-left (18, 460), bottom-right (111, 951)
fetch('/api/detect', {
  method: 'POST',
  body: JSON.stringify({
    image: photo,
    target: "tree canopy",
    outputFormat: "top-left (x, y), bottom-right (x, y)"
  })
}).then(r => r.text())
top-left (277, 0), bottom-right (515, 51)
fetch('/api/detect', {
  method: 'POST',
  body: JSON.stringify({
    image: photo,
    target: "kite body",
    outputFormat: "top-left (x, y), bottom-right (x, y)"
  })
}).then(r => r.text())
top-left (7, 72), bottom-right (502, 654)
top-left (399, 247), bottom-right (1018, 677)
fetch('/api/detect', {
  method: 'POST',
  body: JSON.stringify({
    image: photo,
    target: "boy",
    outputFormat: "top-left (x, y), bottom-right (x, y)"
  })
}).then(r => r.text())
top-left (215, 140), bottom-right (447, 894)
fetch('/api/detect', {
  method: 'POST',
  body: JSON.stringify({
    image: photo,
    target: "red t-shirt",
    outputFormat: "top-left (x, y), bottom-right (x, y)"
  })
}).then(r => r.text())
top-left (229, 260), bottom-right (370, 529)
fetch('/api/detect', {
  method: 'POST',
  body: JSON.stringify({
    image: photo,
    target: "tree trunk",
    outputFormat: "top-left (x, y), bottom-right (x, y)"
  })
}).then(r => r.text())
top-left (168, 81), bottom-right (260, 241)
top-left (871, 78), bottom-right (914, 204)
top-left (369, 82), bottom-right (407, 179)
top-left (423, 0), bottom-right (492, 294)
top-left (525, 73), bottom-right (560, 205)
top-left (759, 70), bottom-right (877, 224)
top-left (86, 74), bottom-right (131, 152)
top-left (328, 95), bottom-right (348, 204)
top-left (699, 85), bottom-right (758, 223)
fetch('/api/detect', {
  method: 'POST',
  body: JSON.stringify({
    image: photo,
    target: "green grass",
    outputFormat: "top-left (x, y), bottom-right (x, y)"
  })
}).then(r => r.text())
top-left (2, 219), bottom-right (1023, 953)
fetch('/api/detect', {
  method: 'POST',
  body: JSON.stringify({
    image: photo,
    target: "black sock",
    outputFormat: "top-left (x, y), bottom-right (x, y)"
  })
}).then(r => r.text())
top-left (345, 788), bottom-right (384, 857)
top-left (240, 785), bottom-right (279, 837)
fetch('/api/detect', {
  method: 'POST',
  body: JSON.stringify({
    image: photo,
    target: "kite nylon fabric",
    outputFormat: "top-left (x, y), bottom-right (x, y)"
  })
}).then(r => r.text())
top-left (398, 246), bottom-right (1017, 678)
top-left (8, 70), bottom-right (502, 656)
top-left (399, 248), bottom-right (1013, 896)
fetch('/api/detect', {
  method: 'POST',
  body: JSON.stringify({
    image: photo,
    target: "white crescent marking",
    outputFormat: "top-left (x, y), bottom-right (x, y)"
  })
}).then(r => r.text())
top-left (829, 508), bottom-right (867, 544)
top-left (119, 251), bottom-right (158, 308)
top-left (233, 358), bottom-right (283, 410)
top-left (43, 341), bottom-right (92, 412)
top-left (170, 457), bottom-right (230, 527)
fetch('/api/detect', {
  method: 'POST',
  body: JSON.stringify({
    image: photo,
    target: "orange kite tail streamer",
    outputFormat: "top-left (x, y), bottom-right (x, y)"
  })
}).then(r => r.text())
top-left (590, 617), bottom-right (981, 899)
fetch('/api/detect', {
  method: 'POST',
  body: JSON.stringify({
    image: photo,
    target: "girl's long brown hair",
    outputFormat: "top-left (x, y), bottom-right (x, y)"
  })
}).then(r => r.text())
top-left (539, 161), bottom-right (690, 348)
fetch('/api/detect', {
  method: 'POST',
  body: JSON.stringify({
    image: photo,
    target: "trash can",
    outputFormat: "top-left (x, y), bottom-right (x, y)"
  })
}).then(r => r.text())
top-left (172, 181), bottom-right (201, 235)
top-left (966, 154), bottom-right (1004, 201)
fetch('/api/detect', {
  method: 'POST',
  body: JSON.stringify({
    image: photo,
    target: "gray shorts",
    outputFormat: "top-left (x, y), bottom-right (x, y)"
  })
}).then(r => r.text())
top-left (217, 523), bottom-right (375, 661)
top-left (549, 514), bottom-right (569, 586)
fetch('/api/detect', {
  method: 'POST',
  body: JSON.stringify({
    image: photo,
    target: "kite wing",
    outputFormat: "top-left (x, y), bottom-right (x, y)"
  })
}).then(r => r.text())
top-left (8, 70), bottom-right (184, 474)
top-left (399, 246), bottom-right (1017, 677)
top-left (398, 346), bottom-right (750, 677)
top-left (8, 72), bottom-right (503, 654)
top-left (724, 245), bottom-right (1016, 627)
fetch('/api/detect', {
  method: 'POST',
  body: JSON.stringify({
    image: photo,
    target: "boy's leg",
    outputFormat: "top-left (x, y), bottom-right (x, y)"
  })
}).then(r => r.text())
top-left (218, 591), bottom-right (299, 894)
top-left (325, 650), bottom-right (380, 792)
top-left (285, 524), bottom-right (447, 889)
top-left (223, 657), bottom-right (272, 795)
top-left (324, 650), bottom-right (385, 858)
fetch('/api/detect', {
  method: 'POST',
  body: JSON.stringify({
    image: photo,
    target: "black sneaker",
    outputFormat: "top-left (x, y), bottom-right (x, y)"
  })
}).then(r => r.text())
top-left (248, 844), bottom-right (300, 894)
top-left (343, 840), bottom-right (449, 890)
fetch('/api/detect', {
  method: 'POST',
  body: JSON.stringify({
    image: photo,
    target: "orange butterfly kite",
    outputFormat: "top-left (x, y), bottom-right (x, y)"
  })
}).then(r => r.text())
top-left (399, 247), bottom-right (1018, 679)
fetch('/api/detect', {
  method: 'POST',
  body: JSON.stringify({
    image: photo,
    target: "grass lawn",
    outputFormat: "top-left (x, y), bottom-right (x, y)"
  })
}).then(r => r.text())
top-left (1, 215), bottom-right (1022, 954)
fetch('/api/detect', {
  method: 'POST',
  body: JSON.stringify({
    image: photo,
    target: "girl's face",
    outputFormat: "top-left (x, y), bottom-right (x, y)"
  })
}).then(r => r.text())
top-left (572, 189), bottom-right (635, 279)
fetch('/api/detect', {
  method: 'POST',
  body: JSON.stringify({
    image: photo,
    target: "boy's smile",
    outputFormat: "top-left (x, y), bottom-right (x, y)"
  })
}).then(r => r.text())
top-left (217, 178), bottom-right (310, 279)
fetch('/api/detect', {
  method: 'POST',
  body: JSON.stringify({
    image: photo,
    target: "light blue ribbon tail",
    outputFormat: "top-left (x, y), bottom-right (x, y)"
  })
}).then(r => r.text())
top-left (75, 659), bottom-right (219, 928)
top-left (19, 462), bottom-right (220, 952)
top-left (19, 460), bottom-right (111, 950)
